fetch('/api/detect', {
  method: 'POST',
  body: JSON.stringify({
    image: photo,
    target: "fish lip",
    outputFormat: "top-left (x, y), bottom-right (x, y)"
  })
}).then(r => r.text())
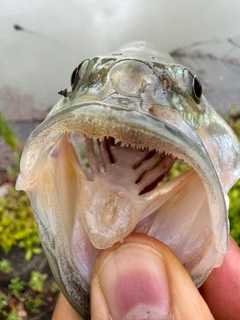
top-left (17, 101), bottom-right (228, 256)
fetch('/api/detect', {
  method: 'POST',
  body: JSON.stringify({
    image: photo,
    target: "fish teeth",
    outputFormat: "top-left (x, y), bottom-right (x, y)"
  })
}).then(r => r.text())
top-left (120, 142), bottom-right (129, 148)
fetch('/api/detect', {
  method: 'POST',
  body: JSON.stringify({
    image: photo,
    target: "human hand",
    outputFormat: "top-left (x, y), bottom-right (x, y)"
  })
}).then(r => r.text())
top-left (53, 234), bottom-right (240, 320)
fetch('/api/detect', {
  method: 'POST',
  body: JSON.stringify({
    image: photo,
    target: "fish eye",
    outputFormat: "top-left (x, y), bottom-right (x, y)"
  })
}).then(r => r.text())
top-left (71, 59), bottom-right (89, 90)
top-left (192, 75), bottom-right (202, 101)
top-left (71, 67), bottom-right (78, 87)
top-left (185, 70), bottom-right (202, 103)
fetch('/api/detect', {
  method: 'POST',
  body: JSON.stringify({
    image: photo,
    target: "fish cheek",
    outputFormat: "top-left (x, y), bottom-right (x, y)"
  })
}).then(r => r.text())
top-left (197, 115), bottom-right (240, 193)
top-left (27, 134), bottom-right (81, 250)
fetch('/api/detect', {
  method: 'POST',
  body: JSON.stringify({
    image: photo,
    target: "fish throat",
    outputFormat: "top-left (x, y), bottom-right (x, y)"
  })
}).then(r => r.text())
top-left (59, 132), bottom-right (191, 250)
top-left (74, 135), bottom-right (176, 194)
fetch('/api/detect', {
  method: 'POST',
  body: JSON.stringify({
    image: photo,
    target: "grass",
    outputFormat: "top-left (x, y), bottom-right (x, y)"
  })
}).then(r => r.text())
top-left (0, 269), bottom-right (59, 319)
top-left (0, 189), bottom-right (41, 260)
top-left (0, 114), bottom-right (59, 319)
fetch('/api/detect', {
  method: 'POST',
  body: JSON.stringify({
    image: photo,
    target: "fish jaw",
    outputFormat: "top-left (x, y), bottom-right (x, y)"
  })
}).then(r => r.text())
top-left (16, 103), bottom-right (228, 284)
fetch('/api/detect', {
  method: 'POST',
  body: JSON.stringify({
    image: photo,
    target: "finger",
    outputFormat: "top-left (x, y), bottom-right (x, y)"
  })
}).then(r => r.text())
top-left (199, 236), bottom-right (240, 320)
top-left (52, 293), bottom-right (84, 320)
top-left (91, 233), bottom-right (214, 320)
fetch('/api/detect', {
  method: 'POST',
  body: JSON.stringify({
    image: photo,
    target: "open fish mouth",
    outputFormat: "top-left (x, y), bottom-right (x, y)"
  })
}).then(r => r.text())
top-left (15, 42), bottom-right (240, 319)
top-left (17, 102), bottom-right (227, 314)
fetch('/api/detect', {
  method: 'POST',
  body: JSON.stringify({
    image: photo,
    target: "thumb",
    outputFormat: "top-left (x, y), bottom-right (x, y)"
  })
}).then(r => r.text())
top-left (91, 233), bottom-right (214, 320)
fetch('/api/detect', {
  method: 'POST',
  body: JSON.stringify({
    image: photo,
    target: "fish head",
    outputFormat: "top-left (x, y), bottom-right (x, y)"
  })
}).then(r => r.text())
top-left (16, 41), bottom-right (240, 319)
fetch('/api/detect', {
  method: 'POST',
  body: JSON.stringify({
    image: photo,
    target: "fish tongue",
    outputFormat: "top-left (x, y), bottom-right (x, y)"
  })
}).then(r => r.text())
top-left (76, 136), bottom-right (175, 250)
top-left (76, 145), bottom-right (148, 249)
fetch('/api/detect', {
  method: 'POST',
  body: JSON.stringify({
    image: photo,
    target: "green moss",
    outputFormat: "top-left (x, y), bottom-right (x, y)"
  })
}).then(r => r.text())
top-left (0, 259), bottom-right (13, 274)
top-left (9, 277), bottom-right (27, 297)
top-left (228, 179), bottom-right (240, 244)
top-left (29, 271), bottom-right (48, 293)
top-left (226, 114), bottom-right (240, 245)
top-left (0, 113), bottom-right (18, 151)
top-left (0, 117), bottom-right (59, 319)
top-left (24, 295), bottom-right (46, 314)
top-left (0, 271), bottom-right (59, 318)
top-left (0, 188), bottom-right (41, 260)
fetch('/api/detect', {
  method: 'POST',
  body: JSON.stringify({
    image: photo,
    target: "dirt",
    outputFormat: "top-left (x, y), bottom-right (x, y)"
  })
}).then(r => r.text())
top-left (0, 248), bottom-right (57, 319)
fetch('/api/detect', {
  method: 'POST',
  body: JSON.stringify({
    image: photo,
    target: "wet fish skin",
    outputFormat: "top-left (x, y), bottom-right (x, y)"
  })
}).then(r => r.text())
top-left (16, 42), bottom-right (240, 319)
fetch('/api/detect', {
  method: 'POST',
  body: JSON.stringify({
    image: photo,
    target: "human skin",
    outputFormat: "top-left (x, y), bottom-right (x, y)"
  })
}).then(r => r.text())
top-left (53, 235), bottom-right (240, 320)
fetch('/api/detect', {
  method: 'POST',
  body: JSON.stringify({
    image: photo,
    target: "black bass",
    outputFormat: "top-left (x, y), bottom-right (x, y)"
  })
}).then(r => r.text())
top-left (16, 42), bottom-right (240, 319)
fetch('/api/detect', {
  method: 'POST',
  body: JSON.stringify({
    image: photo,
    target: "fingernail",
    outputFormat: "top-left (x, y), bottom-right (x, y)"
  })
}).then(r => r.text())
top-left (96, 242), bottom-right (170, 320)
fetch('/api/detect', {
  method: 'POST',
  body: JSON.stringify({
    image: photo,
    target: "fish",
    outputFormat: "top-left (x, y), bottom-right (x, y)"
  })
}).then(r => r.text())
top-left (16, 41), bottom-right (240, 319)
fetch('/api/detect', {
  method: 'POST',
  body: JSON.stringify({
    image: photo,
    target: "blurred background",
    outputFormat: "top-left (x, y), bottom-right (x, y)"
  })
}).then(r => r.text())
top-left (1, 0), bottom-right (240, 123)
